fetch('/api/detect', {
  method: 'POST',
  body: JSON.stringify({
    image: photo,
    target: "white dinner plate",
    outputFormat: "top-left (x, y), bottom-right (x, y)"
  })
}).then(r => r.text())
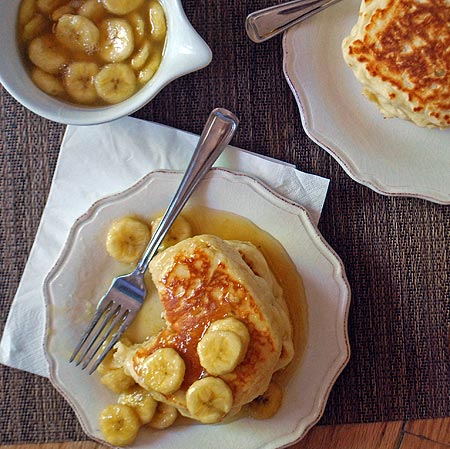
top-left (283, 0), bottom-right (450, 204)
top-left (44, 168), bottom-right (350, 449)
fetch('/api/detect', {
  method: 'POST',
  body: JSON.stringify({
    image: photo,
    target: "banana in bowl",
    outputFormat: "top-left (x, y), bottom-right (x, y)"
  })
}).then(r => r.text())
top-left (18, 0), bottom-right (166, 105)
top-left (95, 211), bottom-right (302, 447)
top-left (0, 0), bottom-right (211, 124)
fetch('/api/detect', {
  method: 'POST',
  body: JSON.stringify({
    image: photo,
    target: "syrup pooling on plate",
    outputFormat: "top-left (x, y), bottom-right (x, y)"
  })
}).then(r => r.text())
top-left (17, 0), bottom-right (166, 105)
top-left (97, 207), bottom-right (308, 446)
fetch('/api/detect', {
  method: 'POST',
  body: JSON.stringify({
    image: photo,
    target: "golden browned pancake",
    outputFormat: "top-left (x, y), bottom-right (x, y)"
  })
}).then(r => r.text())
top-left (119, 235), bottom-right (293, 420)
top-left (342, 0), bottom-right (450, 128)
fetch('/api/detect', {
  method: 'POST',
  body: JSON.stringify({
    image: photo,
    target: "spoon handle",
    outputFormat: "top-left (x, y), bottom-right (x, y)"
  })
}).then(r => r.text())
top-left (246, 0), bottom-right (342, 43)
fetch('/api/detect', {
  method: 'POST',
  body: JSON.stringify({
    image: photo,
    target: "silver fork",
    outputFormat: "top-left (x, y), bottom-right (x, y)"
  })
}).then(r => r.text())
top-left (245, 0), bottom-right (343, 43)
top-left (70, 108), bottom-right (239, 374)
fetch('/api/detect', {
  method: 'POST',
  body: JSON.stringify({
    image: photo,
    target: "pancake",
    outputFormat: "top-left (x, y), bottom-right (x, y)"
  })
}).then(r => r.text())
top-left (116, 235), bottom-right (293, 421)
top-left (342, 0), bottom-right (450, 128)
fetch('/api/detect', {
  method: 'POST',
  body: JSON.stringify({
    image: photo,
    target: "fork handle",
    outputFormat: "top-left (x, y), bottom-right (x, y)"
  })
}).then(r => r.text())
top-left (245, 0), bottom-right (341, 43)
top-left (135, 108), bottom-right (239, 275)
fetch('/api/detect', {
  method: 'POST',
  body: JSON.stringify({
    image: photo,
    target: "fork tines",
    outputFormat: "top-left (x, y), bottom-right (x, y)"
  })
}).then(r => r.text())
top-left (70, 299), bottom-right (132, 375)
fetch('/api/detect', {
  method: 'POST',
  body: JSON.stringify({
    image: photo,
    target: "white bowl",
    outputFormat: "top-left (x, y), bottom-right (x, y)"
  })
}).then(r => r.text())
top-left (0, 0), bottom-right (212, 125)
top-left (44, 169), bottom-right (351, 449)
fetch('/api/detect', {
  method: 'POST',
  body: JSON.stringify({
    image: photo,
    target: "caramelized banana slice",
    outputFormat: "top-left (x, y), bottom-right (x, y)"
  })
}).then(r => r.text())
top-left (22, 14), bottom-right (49, 42)
top-left (55, 14), bottom-right (99, 54)
top-left (148, 402), bottom-right (178, 429)
top-left (119, 386), bottom-right (158, 424)
top-left (148, 0), bottom-right (166, 41)
top-left (78, 0), bottom-right (107, 21)
top-left (100, 368), bottom-right (136, 394)
top-left (102, 0), bottom-right (144, 15)
top-left (95, 62), bottom-right (136, 104)
top-left (98, 17), bottom-right (134, 62)
top-left (246, 382), bottom-right (283, 420)
top-left (105, 216), bottom-right (150, 262)
top-left (31, 67), bottom-right (64, 96)
top-left (131, 39), bottom-right (151, 70)
top-left (28, 34), bottom-right (67, 74)
top-left (51, 5), bottom-right (74, 21)
top-left (63, 62), bottom-right (99, 104)
top-left (197, 330), bottom-right (244, 376)
top-left (140, 347), bottom-right (185, 395)
top-left (127, 11), bottom-right (145, 44)
top-left (186, 377), bottom-right (233, 424)
top-left (151, 215), bottom-right (192, 251)
top-left (19, 0), bottom-right (37, 26)
top-left (209, 317), bottom-right (250, 349)
top-left (99, 404), bottom-right (140, 447)
top-left (138, 52), bottom-right (161, 84)
top-left (36, 0), bottom-right (65, 15)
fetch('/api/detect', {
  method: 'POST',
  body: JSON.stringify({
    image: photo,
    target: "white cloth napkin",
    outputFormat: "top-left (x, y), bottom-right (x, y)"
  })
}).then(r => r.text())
top-left (0, 116), bottom-right (329, 378)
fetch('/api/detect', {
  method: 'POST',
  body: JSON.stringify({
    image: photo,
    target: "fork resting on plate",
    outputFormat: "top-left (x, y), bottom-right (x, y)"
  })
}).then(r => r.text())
top-left (70, 108), bottom-right (239, 374)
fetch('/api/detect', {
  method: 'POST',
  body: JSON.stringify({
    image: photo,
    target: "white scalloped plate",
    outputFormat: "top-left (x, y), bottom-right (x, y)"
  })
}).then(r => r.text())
top-left (43, 168), bottom-right (350, 449)
top-left (283, 0), bottom-right (450, 204)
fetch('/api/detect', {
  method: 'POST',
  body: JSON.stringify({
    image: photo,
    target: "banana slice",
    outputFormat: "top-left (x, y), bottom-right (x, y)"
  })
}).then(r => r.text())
top-left (151, 215), bottom-right (192, 251)
top-left (105, 216), bottom-right (150, 262)
top-left (138, 52), bottom-right (161, 84)
top-left (127, 11), bottom-right (145, 45)
top-left (28, 35), bottom-right (67, 74)
top-left (51, 4), bottom-right (75, 21)
top-left (31, 67), bottom-right (65, 96)
top-left (55, 14), bottom-right (100, 54)
top-left (63, 62), bottom-right (99, 104)
top-left (246, 382), bottom-right (283, 420)
top-left (197, 330), bottom-right (244, 376)
top-left (36, 0), bottom-right (65, 15)
top-left (119, 386), bottom-right (158, 424)
top-left (140, 347), bottom-right (185, 395)
top-left (22, 14), bottom-right (50, 42)
top-left (95, 63), bottom-right (136, 103)
top-left (148, 402), bottom-right (178, 429)
top-left (98, 18), bottom-right (134, 62)
top-left (78, 0), bottom-right (107, 22)
top-left (19, 0), bottom-right (37, 26)
top-left (100, 367), bottom-right (136, 394)
top-left (209, 317), bottom-right (250, 349)
top-left (186, 377), bottom-right (233, 424)
top-left (99, 404), bottom-right (140, 447)
top-left (148, 0), bottom-right (166, 41)
top-left (130, 39), bottom-right (151, 70)
top-left (102, 0), bottom-right (144, 15)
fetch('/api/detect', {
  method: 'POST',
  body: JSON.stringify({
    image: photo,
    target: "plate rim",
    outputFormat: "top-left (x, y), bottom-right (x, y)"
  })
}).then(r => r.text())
top-left (43, 167), bottom-right (351, 448)
top-left (282, 22), bottom-right (450, 205)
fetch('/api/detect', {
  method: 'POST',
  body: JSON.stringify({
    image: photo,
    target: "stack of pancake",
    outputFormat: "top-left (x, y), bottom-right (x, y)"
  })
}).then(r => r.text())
top-left (342, 0), bottom-right (450, 128)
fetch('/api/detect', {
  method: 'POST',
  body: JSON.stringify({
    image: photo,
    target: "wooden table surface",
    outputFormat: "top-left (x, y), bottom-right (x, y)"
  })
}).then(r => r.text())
top-left (2, 418), bottom-right (449, 449)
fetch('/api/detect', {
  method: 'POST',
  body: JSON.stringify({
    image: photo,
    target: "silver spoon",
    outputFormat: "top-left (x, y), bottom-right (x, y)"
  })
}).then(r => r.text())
top-left (246, 0), bottom-right (343, 43)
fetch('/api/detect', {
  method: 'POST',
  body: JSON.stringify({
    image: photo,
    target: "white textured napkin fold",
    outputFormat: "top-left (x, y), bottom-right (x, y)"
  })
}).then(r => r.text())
top-left (0, 116), bottom-right (329, 378)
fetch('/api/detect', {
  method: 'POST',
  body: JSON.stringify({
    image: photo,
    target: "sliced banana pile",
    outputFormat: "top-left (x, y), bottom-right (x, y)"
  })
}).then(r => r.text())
top-left (17, 0), bottom-right (167, 105)
top-left (98, 341), bottom-right (180, 446)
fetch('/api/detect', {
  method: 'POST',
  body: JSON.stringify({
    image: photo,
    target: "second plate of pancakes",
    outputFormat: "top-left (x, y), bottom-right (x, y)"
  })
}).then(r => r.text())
top-left (283, 0), bottom-right (450, 204)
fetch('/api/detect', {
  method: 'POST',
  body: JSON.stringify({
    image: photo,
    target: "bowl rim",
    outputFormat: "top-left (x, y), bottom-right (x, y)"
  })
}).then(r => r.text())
top-left (43, 167), bottom-right (351, 449)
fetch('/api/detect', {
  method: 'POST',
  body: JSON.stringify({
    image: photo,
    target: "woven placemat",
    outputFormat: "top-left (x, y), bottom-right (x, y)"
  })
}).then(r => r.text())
top-left (1, 0), bottom-right (449, 444)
